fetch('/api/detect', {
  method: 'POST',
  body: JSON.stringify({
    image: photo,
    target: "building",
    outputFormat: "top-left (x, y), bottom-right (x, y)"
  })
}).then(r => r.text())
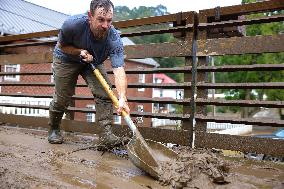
top-left (152, 73), bottom-right (183, 127)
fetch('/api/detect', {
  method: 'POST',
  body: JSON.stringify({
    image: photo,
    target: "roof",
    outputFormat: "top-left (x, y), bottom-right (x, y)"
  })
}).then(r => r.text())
top-left (154, 73), bottom-right (176, 83)
top-left (0, 0), bottom-right (159, 67)
top-left (121, 37), bottom-right (159, 67)
top-left (0, 0), bottom-right (69, 34)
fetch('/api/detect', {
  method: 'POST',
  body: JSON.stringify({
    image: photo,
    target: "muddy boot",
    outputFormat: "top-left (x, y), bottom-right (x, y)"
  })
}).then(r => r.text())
top-left (48, 110), bottom-right (64, 144)
top-left (98, 124), bottom-right (129, 150)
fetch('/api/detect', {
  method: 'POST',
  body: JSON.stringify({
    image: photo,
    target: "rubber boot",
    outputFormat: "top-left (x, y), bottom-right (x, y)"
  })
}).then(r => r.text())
top-left (98, 124), bottom-right (129, 148)
top-left (48, 110), bottom-right (64, 144)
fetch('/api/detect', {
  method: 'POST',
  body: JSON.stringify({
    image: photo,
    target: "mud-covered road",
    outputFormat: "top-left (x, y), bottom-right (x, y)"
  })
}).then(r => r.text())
top-left (0, 126), bottom-right (283, 189)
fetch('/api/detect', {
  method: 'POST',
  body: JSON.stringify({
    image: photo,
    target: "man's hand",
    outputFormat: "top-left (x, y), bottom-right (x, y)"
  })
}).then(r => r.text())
top-left (117, 96), bottom-right (130, 115)
top-left (80, 50), bottom-right (93, 63)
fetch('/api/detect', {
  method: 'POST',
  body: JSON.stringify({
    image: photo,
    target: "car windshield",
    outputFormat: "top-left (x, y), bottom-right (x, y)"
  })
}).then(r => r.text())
top-left (274, 129), bottom-right (284, 138)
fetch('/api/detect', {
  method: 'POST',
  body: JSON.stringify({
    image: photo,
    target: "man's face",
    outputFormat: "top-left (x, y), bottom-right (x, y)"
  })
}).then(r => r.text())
top-left (88, 7), bottom-right (113, 40)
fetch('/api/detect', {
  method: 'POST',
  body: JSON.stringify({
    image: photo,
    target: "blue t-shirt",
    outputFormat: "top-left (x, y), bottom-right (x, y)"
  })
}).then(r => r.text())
top-left (54, 14), bottom-right (124, 68)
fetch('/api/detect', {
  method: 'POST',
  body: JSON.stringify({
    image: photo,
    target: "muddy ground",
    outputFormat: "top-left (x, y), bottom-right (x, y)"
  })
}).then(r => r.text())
top-left (0, 125), bottom-right (283, 189)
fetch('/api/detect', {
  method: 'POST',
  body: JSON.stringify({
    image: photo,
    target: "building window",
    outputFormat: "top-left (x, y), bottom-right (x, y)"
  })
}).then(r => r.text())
top-left (86, 104), bottom-right (96, 122)
top-left (136, 105), bottom-right (144, 123)
top-left (159, 89), bottom-right (163, 97)
top-left (114, 115), bottom-right (121, 124)
top-left (4, 64), bottom-right (20, 81)
top-left (138, 73), bottom-right (145, 92)
top-left (176, 90), bottom-right (183, 99)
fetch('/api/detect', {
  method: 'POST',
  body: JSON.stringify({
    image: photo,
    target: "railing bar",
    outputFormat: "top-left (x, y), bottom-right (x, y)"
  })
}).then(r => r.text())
top-left (200, 0), bottom-right (284, 17)
top-left (121, 24), bottom-right (193, 37)
top-left (199, 14), bottom-right (284, 29)
top-left (0, 72), bottom-right (52, 76)
top-left (197, 82), bottom-right (284, 89)
top-left (196, 98), bottom-right (284, 108)
top-left (196, 115), bottom-right (284, 127)
top-left (0, 40), bottom-right (56, 48)
top-left (0, 64), bottom-right (283, 76)
top-left (0, 30), bottom-right (59, 43)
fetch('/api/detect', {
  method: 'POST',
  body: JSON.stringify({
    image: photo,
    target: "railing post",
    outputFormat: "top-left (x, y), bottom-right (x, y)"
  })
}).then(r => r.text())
top-left (182, 12), bottom-right (196, 147)
top-left (194, 11), bottom-right (209, 147)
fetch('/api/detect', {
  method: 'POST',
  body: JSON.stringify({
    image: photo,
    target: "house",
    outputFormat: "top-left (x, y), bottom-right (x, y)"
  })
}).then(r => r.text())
top-left (152, 73), bottom-right (183, 127)
top-left (0, 0), bottom-right (159, 127)
top-left (153, 73), bottom-right (183, 113)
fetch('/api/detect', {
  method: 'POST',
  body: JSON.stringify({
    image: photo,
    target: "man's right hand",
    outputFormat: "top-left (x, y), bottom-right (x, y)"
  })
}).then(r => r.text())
top-left (80, 50), bottom-right (93, 63)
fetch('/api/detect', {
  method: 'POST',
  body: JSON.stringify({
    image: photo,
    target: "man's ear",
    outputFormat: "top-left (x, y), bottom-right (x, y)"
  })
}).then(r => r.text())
top-left (88, 10), bottom-right (92, 18)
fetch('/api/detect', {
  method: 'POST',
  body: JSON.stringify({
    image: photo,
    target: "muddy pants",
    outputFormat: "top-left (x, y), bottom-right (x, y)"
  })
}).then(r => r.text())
top-left (49, 57), bottom-right (113, 131)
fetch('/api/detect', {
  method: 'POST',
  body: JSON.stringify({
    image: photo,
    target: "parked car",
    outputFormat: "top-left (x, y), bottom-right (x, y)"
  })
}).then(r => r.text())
top-left (244, 129), bottom-right (284, 162)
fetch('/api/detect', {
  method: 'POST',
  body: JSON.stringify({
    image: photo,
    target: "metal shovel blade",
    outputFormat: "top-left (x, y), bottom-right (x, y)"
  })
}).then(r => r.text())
top-left (127, 138), bottom-right (178, 179)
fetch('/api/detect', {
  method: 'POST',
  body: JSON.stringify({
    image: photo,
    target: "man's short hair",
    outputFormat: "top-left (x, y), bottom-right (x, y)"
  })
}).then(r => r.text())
top-left (90, 0), bottom-right (114, 16)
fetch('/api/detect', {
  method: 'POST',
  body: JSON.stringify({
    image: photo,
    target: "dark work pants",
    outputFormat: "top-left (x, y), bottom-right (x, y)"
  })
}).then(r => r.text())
top-left (49, 57), bottom-right (113, 132)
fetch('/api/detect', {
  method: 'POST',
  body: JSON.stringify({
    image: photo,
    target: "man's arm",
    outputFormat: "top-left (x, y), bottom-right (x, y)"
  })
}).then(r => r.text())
top-left (57, 41), bottom-right (82, 55)
top-left (113, 67), bottom-right (130, 114)
top-left (58, 42), bottom-right (93, 63)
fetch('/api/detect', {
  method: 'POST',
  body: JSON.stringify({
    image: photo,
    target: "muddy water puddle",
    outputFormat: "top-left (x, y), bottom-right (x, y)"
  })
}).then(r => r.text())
top-left (0, 126), bottom-right (283, 189)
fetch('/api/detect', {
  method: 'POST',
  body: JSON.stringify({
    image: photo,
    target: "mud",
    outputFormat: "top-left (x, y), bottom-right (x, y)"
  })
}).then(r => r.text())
top-left (158, 147), bottom-right (229, 188)
top-left (0, 125), bottom-right (283, 189)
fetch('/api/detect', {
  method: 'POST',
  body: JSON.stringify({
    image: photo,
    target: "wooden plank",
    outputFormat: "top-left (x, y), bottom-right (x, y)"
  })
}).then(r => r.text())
top-left (199, 14), bottom-right (284, 29)
top-left (126, 82), bottom-right (191, 89)
top-left (117, 66), bottom-right (192, 74)
top-left (0, 30), bottom-right (58, 43)
top-left (0, 52), bottom-right (53, 65)
top-left (0, 113), bottom-right (190, 145)
top-left (196, 115), bottom-right (284, 127)
top-left (113, 12), bottom-right (193, 28)
top-left (3, 35), bottom-right (282, 61)
top-left (0, 93), bottom-right (190, 105)
top-left (198, 34), bottom-right (284, 56)
top-left (0, 82), bottom-right (86, 87)
top-left (0, 93), bottom-right (52, 98)
top-left (0, 40), bottom-right (56, 48)
top-left (197, 82), bottom-right (284, 89)
top-left (0, 103), bottom-right (48, 110)
top-left (0, 81), bottom-right (188, 89)
top-left (2, 63), bottom-right (281, 76)
top-left (124, 42), bottom-right (192, 59)
top-left (200, 0), bottom-right (284, 17)
top-left (197, 64), bottom-right (284, 72)
top-left (195, 132), bottom-right (284, 157)
top-left (196, 98), bottom-right (284, 108)
top-left (0, 71), bottom-right (52, 76)
top-left (0, 41), bottom-right (192, 64)
top-left (121, 24), bottom-right (193, 37)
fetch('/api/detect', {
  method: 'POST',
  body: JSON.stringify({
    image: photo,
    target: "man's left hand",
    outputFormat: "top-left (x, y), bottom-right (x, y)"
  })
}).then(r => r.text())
top-left (117, 96), bottom-right (130, 115)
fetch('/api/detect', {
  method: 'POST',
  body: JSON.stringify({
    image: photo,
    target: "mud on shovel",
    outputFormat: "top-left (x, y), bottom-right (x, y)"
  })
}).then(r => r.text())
top-left (90, 63), bottom-right (178, 179)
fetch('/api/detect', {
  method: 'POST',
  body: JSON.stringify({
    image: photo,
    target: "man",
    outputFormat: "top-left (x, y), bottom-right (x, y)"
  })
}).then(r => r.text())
top-left (48, 0), bottom-right (130, 148)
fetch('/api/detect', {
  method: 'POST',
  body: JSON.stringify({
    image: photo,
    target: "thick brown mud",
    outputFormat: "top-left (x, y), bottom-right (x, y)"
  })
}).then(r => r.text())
top-left (0, 125), bottom-right (283, 189)
top-left (157, 147), bottom-right (229, 188)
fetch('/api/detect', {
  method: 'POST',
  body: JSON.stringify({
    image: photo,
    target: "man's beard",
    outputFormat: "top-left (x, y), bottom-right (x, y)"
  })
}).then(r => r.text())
top-left (93, 28), bottom-right (108, 40)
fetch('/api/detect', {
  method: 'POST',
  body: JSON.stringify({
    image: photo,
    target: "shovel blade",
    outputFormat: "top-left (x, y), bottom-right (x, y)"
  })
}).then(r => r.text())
top-left (127, 138), bottom-right (178, 179)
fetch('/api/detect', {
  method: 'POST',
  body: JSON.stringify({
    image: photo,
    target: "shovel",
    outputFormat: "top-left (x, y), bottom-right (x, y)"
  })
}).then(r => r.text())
top-left (90, 64), bottom-right (178, 178)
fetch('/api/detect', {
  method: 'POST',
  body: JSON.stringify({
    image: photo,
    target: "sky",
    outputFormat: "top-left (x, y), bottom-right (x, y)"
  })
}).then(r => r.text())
top-left (25, 0), bottom-right (242, 15)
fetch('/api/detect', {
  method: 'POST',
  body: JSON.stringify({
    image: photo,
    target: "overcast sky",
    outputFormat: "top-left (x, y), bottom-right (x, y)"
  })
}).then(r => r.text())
top-left (25, 0), bottom-right (242, 15)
